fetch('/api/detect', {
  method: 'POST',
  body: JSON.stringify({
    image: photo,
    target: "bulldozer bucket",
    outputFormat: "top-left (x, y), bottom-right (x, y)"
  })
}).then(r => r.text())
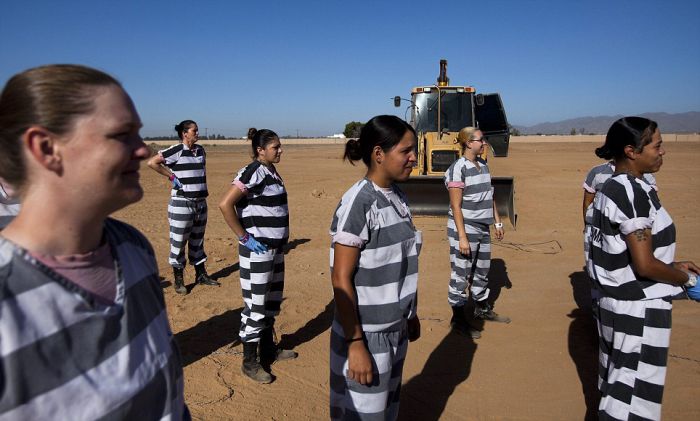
top-left (397, 175), bottom-right (517, 228)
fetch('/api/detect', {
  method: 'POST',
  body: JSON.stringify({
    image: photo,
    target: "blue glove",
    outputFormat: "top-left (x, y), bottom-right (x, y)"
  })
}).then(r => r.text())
top-left (240, 233), bottom-right (268, 254)
top-left (169, 174), bottom-right (183, 190)
top-left (686, 283), bottom-right (700, 301)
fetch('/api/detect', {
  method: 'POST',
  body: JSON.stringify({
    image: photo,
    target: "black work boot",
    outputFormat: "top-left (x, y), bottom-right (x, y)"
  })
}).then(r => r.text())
top-left (260, 327), bottom-right (298, 364)
top-left (474, 301), bottom-right (511, 324)
top-left (450, 305), bottom-right (481, 339)
top-left (242, 342), bottom-right (272, 384)
top-left (194, 263), bottom-right (220, 286)
top-left (173, 267), bottom-right (187, 295)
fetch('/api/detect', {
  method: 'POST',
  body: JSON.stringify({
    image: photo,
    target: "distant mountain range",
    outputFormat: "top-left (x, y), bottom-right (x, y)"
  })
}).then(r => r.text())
top-left (513, 111), bottom-right (700, 135)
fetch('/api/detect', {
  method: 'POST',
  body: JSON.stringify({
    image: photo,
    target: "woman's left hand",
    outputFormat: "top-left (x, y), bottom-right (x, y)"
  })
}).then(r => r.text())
top-left (494, 226), bottom-right (505, 241)
top-left (408, 317), bottom-right (420, 342)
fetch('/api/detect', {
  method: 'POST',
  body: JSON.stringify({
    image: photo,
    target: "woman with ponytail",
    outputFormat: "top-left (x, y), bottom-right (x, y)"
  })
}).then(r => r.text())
top-left (329, 115), bottom-right (421, 420)
top-left (148, 119), bottom-right (219, 294)
top-left (588, 116), bottom-right (699, 419)
top-left (219, 128), bottom-right (296, 384)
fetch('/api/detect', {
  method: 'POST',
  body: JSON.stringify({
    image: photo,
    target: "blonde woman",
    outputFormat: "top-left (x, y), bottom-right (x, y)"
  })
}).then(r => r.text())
top-left (445, 126), bottom-right (509, 340)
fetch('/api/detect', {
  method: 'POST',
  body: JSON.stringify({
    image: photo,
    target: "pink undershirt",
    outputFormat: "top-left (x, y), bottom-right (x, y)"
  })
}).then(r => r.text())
top-left (29, 242), bottom-right (117, 304)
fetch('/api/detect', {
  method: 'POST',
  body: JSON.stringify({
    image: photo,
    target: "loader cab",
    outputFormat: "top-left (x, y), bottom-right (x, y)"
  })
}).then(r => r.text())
top-left (403, 86), bottom-right (478, 175)
top-left (475, 93), bottom-right (510, 157)
top-left (411, 87), bottom-right (475, 134)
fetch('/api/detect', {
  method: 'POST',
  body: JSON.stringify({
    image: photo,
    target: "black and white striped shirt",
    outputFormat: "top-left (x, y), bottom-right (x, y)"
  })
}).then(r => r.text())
top-left (0, 219), bottom-right (188, 419)
top-left (233, 161), bottom-right (289, 249)
top-left (589, 173), bottom-right (682, 300)
top-left (444, 157), bottom-right (494, 226)
top-left (330, 179), bottom-right (420, 332)
top-left (583, 161), bottom-right (656, 226)
top-left (160, 143), bottom-right (208, 199)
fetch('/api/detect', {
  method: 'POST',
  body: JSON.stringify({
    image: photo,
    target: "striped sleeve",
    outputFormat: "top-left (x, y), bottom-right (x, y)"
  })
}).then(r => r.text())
top-left (330, 181), bottom-right (373, 248)
top-left (444, 158), bottom-right (465, 189)
top-left (583, 162), bottom-right (613, 193)
top-left (234, 161), bottom-right (265, 193)
top-left (159, 144), bottom-right (184, 167)
top-left (601, 179), bottom-right (653, 235)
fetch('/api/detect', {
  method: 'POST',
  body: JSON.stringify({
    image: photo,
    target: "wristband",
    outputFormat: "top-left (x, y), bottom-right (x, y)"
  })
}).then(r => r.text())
top-left (345, 336), bottom-right (363, 344)
top-left (168, 174), bottom-right (175, 181)
top-left (685, 273), bottom-right (698, 288)
top-left (494, 222), bottom-right (503, 229)
top-left (239, 233), bottom-right (250, 242)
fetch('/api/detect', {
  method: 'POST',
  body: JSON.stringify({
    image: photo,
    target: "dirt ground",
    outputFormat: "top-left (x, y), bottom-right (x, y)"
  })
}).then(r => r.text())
top-left (114, 140), bottom-right (700, 420)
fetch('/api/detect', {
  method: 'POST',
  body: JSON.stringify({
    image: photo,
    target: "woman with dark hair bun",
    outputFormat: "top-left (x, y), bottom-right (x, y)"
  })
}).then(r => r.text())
top-left (582, 120), bottom-right (659, 309)
top-left (219, 127), bottom-right (296, 384)
top-left (588, 116), bottom-right (699, 419)
top-left (0, 64), bottom-right (188, 419)
top-left (148, 119), bottom-right (219, 294)
top-left (329, 115), bottom-right (421, 420)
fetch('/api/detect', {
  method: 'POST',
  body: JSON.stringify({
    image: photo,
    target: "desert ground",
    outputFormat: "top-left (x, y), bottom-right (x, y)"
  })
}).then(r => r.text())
top-left (114, 137), bottom-right (700, 420)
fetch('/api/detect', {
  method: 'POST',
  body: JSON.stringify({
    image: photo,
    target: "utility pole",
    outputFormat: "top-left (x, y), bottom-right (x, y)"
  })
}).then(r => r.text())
top-left (296, 129), bottom-right (299, 139)
top-left (204, 128), bottom-right (209, 139)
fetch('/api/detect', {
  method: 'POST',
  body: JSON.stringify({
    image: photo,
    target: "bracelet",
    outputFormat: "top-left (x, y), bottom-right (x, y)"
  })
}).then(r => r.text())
top-left (238, 233), bottom-right (250, 242)
top-left (494, 222), bottom-right (503, 229)
top-left (345, 336), bottom-right (363, 344)
top-left (168, 174), bottom-right (175, 181)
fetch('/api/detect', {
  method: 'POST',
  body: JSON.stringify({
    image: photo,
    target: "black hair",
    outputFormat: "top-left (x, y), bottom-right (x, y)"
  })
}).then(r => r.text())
top-left (247, 127), bottom-right (279, 157)
top-left (174, 120), bottom-right (197, 140)
top-left (595, 117), bottom-right (658, 160)
top-left (343, 115), bottom-right (416, 167)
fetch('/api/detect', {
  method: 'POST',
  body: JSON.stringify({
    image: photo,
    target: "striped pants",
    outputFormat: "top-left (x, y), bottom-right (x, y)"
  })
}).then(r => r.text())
top-left (329, 321), bottom-right (408, 420)
top-left (447, 220), bottom-right (491, 306)
top-left (238, 245), bottom-right (285, 343)
top-left (596, 296), bottom-right (672, 421)
top-left (167, 197), bottom-right (208, 268)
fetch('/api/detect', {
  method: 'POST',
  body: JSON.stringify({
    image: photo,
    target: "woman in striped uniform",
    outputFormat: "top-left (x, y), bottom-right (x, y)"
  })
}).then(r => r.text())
top-left (588, 117), bottom-right (700, 420)
top-left (444, 127), bottom-right (509, 340)
top-left (582, 161), bottom-right (657, 309)
top-left (219, 128), bottom-right (296, 384)
top-left (0, 64), bottom-right (189, 419)
top-left (148, 119), bottom-right (219, 294)
top-left (329, 115), bottom-right (421, 420)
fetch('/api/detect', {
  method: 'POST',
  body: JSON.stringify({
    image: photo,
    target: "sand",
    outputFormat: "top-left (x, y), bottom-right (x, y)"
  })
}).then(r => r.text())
top-left (114, 140), bottom-right (700, 420)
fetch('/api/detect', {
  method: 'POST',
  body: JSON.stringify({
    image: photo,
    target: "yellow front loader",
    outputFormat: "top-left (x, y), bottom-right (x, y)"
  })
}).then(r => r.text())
top-left (394, 60), bottom-right (516, 228)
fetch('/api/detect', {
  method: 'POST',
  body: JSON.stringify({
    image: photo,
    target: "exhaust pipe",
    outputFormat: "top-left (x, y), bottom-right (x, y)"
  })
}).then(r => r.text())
top-left (437, 59), bottom-right (449, 87)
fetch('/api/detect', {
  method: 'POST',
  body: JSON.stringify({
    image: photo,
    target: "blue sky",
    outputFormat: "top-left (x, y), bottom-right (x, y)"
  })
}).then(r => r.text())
top-left (1, 0), bottom-right (698, 137)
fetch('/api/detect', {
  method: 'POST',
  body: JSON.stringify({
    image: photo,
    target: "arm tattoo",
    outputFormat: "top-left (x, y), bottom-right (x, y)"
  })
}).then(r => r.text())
top-left (633, 229), bottom-right (649, 242)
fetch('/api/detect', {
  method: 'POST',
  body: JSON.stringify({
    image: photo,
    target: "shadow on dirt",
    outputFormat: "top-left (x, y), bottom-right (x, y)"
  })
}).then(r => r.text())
top-left (567, 270), bottom-right (599, 420)
top-left (209, 262), bottom-right (240, 281)
top-left (278, 299), bottom-right (334, 351)
top-left (283, 238), bottom-right (311, 254)
top-left (175, 307), bottom-right (243, 367)
top-left (486, 257), bottom-right (512, 312)
top-left (400, 330), bottom-right (477, 420)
